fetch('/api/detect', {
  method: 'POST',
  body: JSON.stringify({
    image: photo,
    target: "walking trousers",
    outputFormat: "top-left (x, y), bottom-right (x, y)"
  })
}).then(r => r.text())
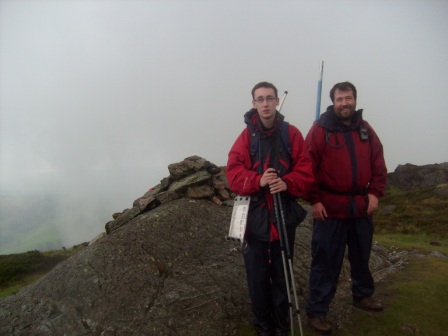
top-left (242, 237), bottom-right (294, 334)
top-left (306, 217), bottom-right (375, 317)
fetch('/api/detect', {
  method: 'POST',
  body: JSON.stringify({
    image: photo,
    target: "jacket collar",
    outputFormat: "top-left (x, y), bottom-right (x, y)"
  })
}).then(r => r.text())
top-left (244, 108), bottom-right (285, 134)
top-left (318, 105), bottom-right (364, 131)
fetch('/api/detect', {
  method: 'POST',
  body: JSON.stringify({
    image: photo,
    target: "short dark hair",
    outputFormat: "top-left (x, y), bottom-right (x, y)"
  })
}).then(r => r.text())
top-left (330, 81), bottom-right (357, 103)
top-left (251, 81), bottom-right (278, 99)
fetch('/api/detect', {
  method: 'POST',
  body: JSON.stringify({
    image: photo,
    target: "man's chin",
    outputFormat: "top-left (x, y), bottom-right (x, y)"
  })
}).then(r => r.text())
top-left (260, 113), bottom-right (274, 119)
top-left (336, 113), bottom-right (352, 123)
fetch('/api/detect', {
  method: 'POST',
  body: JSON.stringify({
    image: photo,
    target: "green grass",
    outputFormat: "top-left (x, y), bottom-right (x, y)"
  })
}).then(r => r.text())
top-left (375, 184), bottom-right (448, 238)
top-left (0, 273), bottom-right (46, 299)
top-left (331, 255), bottom-right (448, 336)
top-left (374, 233), bottom-right (448, 255)
top-left (0, 244), bottom-right (86, 298)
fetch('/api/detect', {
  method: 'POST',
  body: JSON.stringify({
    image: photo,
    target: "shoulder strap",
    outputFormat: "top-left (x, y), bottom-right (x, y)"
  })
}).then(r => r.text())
top-left (281, 122), bottom-right (291, 154)
top-left (359, 121), bottom-right (369, 141)
top-left (249, 130), bottom-right (258, 156)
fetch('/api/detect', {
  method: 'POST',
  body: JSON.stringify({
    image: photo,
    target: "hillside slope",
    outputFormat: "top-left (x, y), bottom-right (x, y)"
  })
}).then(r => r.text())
top-left (0, 156), bottom-right (413, 335)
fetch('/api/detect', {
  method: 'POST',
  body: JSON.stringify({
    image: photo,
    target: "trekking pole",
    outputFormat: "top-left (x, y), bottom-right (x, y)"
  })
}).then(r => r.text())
top-left (276, 192), bottom-right (304, 336)
top-left (272, 189), bottom-right (295, 335)
top-left (272, 91), bottom-right (301, 334)
top-left (278, 91), bottom-right (288, 112)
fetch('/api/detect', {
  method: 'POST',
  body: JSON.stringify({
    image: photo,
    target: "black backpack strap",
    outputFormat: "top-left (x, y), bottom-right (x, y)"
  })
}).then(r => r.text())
top-left (281, 122), bottom-right (291, 154)
top-left (249, 130), bottom-right (259, 156)
top-left (250, 122), bottom-right (291, 156)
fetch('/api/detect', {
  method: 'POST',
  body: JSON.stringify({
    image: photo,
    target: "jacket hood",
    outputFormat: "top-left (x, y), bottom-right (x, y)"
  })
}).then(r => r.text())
top-left (243, 108), bottom-right (286, 133)
top-left (318, 105), bottom-right (364, 131)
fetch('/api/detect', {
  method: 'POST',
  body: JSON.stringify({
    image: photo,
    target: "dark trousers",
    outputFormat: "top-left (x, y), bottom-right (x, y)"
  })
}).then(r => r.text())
top-left (242, 238), bottom-right (293, 334)
top-left (306, 217), bottom-right (375, 317)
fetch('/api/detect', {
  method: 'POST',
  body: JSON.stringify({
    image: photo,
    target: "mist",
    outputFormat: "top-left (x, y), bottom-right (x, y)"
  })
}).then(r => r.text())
top-left (1, 0), bottom-right (447, 253)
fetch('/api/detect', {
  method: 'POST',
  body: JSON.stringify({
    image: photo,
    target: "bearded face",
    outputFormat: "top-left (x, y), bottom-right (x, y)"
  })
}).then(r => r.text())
top-left (333, 89), bottom-right (356, 124)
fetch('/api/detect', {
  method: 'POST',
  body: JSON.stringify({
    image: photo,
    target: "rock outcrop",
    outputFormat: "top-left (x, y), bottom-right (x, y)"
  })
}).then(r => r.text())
top-left (105, 156), bottom-right (232, 235)
top-left (0, 156), bottom-right (407, 335)
top-left (387, 162), bottom-right (448, 190)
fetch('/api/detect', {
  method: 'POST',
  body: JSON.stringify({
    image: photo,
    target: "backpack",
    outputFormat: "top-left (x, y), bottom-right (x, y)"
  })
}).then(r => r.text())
top-left (249, 121), bottom-right (291, 157)
top-left (248, 120), bottom-right (308, 227)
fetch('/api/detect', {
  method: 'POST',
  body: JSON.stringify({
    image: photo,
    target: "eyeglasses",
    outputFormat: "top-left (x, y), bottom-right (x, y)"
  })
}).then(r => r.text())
top-left (253, 96), bottom-right (277, 103)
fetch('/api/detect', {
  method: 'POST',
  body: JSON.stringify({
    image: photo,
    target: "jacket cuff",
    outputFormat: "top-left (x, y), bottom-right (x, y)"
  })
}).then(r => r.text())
top-left (255, 175), bottom-right (262, 191)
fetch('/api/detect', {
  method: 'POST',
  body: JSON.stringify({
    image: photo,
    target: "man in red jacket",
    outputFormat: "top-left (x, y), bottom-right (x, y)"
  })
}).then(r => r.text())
top-left (227, 82), bottom-right (314, 335)
top-left (304, 82), bottom-right (387, 334)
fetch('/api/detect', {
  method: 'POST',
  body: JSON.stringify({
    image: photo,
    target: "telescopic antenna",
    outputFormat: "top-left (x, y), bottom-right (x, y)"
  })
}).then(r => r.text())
top-left (315, 61), bottom-right (324, 121)
top-left (278, 90), bottom-right (288, 112)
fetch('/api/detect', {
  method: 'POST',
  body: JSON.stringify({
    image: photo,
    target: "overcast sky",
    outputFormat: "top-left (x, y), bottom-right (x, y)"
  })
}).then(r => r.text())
top-left (1, 0), bottom-right (447, 247)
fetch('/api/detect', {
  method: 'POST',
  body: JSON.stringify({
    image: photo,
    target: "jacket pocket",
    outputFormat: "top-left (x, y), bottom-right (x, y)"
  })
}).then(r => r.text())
top-left (284, 198), bottom-right (308, 228)
top-left (246, 199), bottom-right (269, 239)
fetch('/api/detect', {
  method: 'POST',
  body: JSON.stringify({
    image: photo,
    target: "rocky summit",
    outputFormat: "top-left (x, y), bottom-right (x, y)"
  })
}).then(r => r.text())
top-left (0, 156), bottom-right (407, 335)
top-left (387, 162), bottom-right (448, 190)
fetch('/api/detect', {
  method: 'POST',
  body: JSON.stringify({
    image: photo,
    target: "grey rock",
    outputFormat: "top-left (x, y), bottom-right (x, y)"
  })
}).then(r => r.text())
top-left (168, 171), bottom-right (212, 194)
top-left (105, 206), bottom-right (141, 234)
top-left (155, 190), bottom-right (181, 204)
top-left (187, 185), bottom-right (215, 198)
top-left (388, 162), bottom-right (448, 190)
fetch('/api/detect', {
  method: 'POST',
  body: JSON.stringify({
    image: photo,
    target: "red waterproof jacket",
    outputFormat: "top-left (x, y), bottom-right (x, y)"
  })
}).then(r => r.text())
top-left (227, 109), bottom-right (314, 241)
top-left (305, 106), bottom-right (387, 218)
